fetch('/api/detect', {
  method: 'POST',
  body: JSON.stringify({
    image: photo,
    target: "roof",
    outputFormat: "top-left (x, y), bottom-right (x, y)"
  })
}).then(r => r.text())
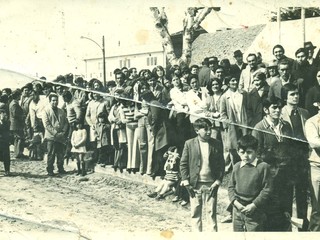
top-left (190, 24), bottom-right (265, 65)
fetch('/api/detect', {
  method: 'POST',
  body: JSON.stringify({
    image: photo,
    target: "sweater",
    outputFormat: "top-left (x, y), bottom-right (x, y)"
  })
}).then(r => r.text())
top-left (228, 159), bottom-right (272, 209)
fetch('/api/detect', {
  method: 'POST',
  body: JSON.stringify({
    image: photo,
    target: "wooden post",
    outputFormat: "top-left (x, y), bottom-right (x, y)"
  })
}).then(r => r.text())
top-left (277, 7), bottom-right (281, 43)
top-left (301, 7), bottom-right (305, 46)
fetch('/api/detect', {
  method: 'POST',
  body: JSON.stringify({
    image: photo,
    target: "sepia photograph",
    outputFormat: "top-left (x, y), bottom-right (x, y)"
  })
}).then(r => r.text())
top-left (0, 0), bottom-right (319, 239)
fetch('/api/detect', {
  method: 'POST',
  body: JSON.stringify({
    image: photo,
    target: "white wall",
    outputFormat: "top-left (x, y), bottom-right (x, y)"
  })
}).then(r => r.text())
top-left (84, 51), bottom-right (165, 81)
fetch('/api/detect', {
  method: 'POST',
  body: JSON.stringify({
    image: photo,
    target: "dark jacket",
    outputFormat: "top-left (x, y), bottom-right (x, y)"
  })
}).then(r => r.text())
top-left (180, 137), bottom-right (225, 188)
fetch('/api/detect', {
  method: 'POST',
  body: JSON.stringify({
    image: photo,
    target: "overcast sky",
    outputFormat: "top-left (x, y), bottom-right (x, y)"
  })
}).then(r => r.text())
top-left (0, 0), bottom-right (317, 79)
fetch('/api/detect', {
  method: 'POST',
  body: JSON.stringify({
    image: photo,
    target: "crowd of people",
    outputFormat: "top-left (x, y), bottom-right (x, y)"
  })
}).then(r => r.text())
top-left (0, 40), bottom-right (320, 232)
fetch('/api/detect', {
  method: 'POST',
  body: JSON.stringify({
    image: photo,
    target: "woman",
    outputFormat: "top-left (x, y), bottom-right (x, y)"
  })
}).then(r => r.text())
top-left (169, 75), bottom-right (190, 153)
top-left (152, 65), bottom-right (167, 83)
top-left (140, 90), bottom-right (172, 179)
top-left (220, 75), bottom-right (248, 172)
top-left (204, 77), bottom-right (224, 140)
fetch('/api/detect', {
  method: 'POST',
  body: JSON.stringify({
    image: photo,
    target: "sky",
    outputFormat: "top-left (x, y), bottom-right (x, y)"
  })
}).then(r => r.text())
top-left (0, 0), bottom-right (318, 80)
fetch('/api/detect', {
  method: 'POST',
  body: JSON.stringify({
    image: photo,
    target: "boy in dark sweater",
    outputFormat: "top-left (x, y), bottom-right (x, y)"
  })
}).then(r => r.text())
top-left (228, 135), bottom-right (272, 231)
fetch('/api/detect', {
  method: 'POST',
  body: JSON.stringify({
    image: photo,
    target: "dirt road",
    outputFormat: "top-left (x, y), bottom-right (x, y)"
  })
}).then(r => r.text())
top-left (0, 156), bottom-right (232, 239)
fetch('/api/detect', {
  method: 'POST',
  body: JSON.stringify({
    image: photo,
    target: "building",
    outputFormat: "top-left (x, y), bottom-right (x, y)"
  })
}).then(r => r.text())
top-left (83, 43), bottom-right (165, 80)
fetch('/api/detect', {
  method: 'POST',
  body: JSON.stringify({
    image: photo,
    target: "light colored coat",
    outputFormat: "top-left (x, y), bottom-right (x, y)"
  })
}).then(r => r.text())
top-left (42, 106), bottom-right (68, 144)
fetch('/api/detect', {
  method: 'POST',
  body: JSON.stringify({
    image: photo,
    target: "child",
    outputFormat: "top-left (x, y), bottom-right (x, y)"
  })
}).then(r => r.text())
top-left (0, 108), bottom-right (11, 176)
top-left (228, 135), bottom-right (272, 232)
top-left (94, 112), bottom-right (111, 167)
top-left (180, 118), bottom-right (225, 232)
top-left (147, 146), bottom-right (180, 200)
top-left (71, 120), bottom-right (87, 176)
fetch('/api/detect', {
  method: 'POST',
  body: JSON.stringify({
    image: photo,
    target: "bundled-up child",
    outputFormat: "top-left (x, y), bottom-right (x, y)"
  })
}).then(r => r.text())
top-left (94, 112), bottom-right (111, 167)
top-left (71, 120), bottom-right (87, 176)
top-left (228, 135), bottom-right (272, 232)
top-left (147, 146), bottom-right (180, 200)
top-left (0, 108), bottom-right (11, 176)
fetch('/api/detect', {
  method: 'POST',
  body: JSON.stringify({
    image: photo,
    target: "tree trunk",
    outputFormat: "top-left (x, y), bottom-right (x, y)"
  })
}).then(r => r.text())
top-left (150, 7), bottom-right (213, 68)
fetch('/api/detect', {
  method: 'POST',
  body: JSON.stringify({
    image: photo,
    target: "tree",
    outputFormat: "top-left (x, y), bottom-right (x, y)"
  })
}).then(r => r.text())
top-left (150, 7), bottom-right (219, 68)
top-left (271, 7), bottom-right (320, 22)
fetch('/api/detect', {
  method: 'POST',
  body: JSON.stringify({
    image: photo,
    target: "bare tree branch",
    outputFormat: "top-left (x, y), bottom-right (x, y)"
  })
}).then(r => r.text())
top-left (150, 7), bottom-right (178, 66)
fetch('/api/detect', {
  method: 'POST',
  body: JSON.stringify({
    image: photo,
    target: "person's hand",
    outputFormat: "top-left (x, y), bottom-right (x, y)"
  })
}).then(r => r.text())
top-left (233, 200), bottom-right (245, 211)
top-left (241, 203), bottom-right (257, 215)
top-left (209, 181), bottom-right (220, 198)
top-left (185, 185), bottom-right (195, 198)
top-left (284, 212), bottom-right (291, 220)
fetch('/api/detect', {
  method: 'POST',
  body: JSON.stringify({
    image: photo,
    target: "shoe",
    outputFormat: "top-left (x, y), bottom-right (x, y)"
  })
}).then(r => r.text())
top-left (4, 171), bottom-right (10, 176)
top-left (147, 192), bottom-right (158, 198)
top-left (180, 200), bottom-right (189, 206)
top-left (172, 196), bottom-right (180, 202)
top-left (47, 172), bottom-right (54, 176)
top-left (221, 215), bottom-right (232, 223)
top-left (155, 194), bottom-right (165, 201)
top-left (58, 169), bottom-right (67, 174)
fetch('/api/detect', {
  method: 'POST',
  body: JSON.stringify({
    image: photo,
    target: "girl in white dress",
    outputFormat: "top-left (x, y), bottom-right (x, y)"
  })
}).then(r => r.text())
top-left (71, 120), bottom-right (87, 176)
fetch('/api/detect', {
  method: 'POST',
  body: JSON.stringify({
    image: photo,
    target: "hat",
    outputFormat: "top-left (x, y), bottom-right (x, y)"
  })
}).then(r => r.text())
top-left (266, 60), bottom-right (278, 68)
top-left (233, 50), bottom-right (243, 57)
top-left (304, 41), bottom-right (316, 50)
top-left (208, 56), bottom-right (218, 63)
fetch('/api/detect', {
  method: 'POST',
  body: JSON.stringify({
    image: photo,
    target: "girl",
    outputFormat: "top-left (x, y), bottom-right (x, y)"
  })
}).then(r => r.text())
top-left (71, 120), bottom-right (87, 176)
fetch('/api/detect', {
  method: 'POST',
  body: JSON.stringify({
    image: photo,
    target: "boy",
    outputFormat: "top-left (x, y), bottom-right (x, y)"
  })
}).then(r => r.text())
top-left (180, 118), bottom-right (225, 232)
top-left (228, 135), bottom-right (272, 231)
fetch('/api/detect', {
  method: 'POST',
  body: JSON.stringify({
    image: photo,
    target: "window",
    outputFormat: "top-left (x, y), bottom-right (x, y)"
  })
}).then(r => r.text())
top-left (120, 60), bottom-right (123, 68)
top-left (146, 56), bottom-right (157, 66)
top-left (127, 59), bottom-right (130, 68)
top-left (98, 62), bottom-right (103, 69)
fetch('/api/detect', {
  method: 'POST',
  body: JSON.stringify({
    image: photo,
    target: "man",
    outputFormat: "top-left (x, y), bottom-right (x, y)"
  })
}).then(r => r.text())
top-left (198, 57), bottom-right (211, 87)
top-left (180, 118), bottom-right (225, 232)
top-left (42, 93), bottom-right (68, 176)
top-left (9, 89), bottom-right (26, 159)
top-left (280, 83), bottom-right (310, 231)
top-left (292, 48), bottom-right (318, 105)
top-left (239, 53), bottom-right (262, 92)
top-left (190, 65), bottom-right (199, 75)
top-left (268, 60), bottom-right (296, 100)
top-left (305, 101), bottom-right (320, 231)
top-left (304, 41), bottom-right (319, 68)
top-left (252, 97), bottom-right (292, 158)
top-left (272, 44), bottom-right (294, 70)
top-left (230, 50), bottom-right (247, 80)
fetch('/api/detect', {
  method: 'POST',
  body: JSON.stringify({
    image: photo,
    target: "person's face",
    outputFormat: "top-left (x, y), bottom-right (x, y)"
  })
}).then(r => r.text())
top-left (156, 68), bottom-right (164, 77)
top-left (191, 67), bottom-right (198, 75)
top-left (172, 77), bottom-right (180, 87)
top-left (211, 80), bottom-right (221, 93)
top-left (278, 64), bottom-right (290, 80)
top-left (247, 56), bottom-right (257, 69)
top-left (228, 77), bottom-right (238, 90)
top-left (265, 104), bottom-right (282, 120)
top-left (143, 71), bottom-right (150, 79)
top-left (196, 127), bottom-right (211, 142)
top-left (317, 71), bottom-right (320, 85)
top-left (93, 93), bottom-right (101, 101)
top-left (22, 88), bottom-right (30, 96)
top-left (163, 79), bottom-right (171, 88)
top-left (209, 61), bottom-right (218, 70)
top-left (238, 147), bottom-right (257, 164)
top-left (122, 69), bottom-right (128, 76)
top-left (307, 48), bottom-right (314, 58)
top-left (273, 47), bottom-right (284, 60)
top-left (140, 85), bottom-right (149, 93)
top-left (56, 86), bottom-right (63, 94)
top-left (94, 82), bottom-right (100, 90)
top-left (234, 55), bottom-right (243, 64)
top-left (147, 78), bottom-right (156, 87)
top-left (286, 90), bottom-right (299, 106)
top-left (131, 69), bottom-right (137, 77)
top-left (115, 74), bottom-right (124, 85)
top-left (215, 68), bottom-right (224, 79)
top-left (253, 77), bottom-right (263, 88)
top-left (50, 96), bottom-right (58, 108)
top-left (267, 67), bottom-right (277, 77)
top-left (189, 78), bottom-right (199, 90)
top-left (296, 51), bottom-right (307, 65)
top-left (98, 117), bottom-right (106, 123)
